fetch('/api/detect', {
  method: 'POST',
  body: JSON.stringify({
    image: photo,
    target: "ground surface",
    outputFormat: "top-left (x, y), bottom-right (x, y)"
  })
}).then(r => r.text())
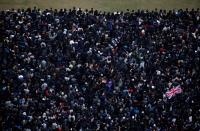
top-left (0, 0), bottom-right (200, 11)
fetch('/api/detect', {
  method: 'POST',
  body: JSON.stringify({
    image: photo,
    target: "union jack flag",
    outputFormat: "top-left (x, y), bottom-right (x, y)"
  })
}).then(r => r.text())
top-left (165, 85), bottom-right (183, 99)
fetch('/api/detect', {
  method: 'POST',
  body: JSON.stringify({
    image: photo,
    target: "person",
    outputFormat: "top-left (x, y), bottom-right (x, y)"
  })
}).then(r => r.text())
top-left (0, 7), bottom-right (200, 130)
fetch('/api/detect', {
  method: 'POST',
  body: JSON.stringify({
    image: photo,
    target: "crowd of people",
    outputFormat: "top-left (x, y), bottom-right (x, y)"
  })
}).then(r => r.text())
top-left (0, 7), bottom-right (200, 130)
